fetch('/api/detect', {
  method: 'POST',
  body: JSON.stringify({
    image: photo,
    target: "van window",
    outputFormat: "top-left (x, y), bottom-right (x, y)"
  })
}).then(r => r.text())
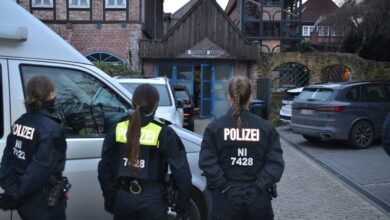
top-left (0, 64), bottom-right (3, 138)
top-left (21, 65), bottom-right (130, 138)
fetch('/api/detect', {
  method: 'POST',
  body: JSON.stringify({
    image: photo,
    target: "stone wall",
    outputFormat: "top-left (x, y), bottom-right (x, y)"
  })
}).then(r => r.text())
top-left (257, 52), bottom-right (390, 84)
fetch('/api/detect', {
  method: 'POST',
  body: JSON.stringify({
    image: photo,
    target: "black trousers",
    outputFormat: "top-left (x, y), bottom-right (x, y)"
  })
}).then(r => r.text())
top-left (17, 190), bottom-right (66, 220)
top-left (210, 189), bottom-right (274, 220)
top-left (113, 183), bottom-right (167, 220)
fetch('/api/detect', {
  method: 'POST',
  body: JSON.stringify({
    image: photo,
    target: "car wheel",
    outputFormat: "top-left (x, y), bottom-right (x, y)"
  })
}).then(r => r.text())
top-left (168, 199), bottom-right (201, 220)
top-left (302, 135), bottom-right (321, 142)
top-left (349, 120), bottom-right (374, 149)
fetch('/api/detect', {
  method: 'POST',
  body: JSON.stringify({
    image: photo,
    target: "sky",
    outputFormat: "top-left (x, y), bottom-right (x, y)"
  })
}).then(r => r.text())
top-left (164, 0), bottom-right (344, 13)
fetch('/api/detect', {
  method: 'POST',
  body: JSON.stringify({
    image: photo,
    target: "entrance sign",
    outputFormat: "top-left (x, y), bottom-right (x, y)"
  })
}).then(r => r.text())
top-left (187, 50), bottom-right (225, 58)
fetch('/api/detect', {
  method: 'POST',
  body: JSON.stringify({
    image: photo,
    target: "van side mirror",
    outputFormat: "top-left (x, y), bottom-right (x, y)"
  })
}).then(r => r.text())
top-left (176, 100), bottom-right (184, 108)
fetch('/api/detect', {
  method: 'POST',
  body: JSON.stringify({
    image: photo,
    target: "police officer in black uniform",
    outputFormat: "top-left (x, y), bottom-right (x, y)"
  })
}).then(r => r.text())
top-left (199, 76), bottom-right (284, 220)
top-left (98, 83), bottom-right (192, 220)
top-left (0, 75), bottom-right (67, 219)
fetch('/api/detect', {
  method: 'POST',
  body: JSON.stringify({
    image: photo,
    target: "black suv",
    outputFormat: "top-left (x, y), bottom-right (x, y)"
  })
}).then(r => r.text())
top-left (174, 85), bottom-right (195, 131)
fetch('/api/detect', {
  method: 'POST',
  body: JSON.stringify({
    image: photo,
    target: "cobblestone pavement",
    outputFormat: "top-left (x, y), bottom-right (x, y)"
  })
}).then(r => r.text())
top-left (273, 139), bottom-right (389, 220)
top-left (194, 119), bottom-right (390, 219)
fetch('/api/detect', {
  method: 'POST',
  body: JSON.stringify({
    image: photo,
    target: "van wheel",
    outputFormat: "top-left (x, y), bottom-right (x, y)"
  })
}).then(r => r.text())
top-left (349, 121), bottom-right (374, 149)
top-left (302, 135), bottom-right (321, 142)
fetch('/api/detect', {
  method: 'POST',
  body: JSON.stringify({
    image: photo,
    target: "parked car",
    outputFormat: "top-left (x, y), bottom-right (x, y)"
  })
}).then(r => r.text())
top-left (174, 85), bottom-right (195, 131)
top-left (115, 76), bottom-right (184, 128)
top-left (279, 87), bottom-right (304, 123)
top-left (0, 1), bottom-right (207, 219)
top-left (291, 81), bottom-right (390, 149)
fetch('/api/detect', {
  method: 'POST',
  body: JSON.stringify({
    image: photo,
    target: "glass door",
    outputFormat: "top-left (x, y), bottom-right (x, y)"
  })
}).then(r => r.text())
top-left (214, 65), bottom-right (232, 115)
top-left (200, 65), bottom-right (214, 118)
top-left (175, 65), bottom-right (194, 95)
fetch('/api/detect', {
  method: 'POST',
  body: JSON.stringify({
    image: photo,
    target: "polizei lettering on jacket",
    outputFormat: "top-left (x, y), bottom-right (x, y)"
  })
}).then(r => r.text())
top-left (224, 128), bottom-right (260, 142)
top-left (12, 124), bottom-right (35, 140)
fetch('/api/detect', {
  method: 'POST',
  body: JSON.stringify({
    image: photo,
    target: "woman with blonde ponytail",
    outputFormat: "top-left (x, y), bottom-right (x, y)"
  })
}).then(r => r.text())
top-left (98, 84), bottom-right (192, 220)
top-left (199, 76), bottom-right (285, 220)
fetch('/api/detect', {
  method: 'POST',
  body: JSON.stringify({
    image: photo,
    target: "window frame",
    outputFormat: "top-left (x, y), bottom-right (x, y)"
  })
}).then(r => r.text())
top-left (345, 86), bottom-right (360, 102)
top-left (302, 25), bottom-right (310, 36)
top-left (20, 64), bottom-right (131, 138)
top-left (105, 0), bottom-right (127, 9)
top-left (32, 0), bottom-right (53, 8)
top-left (360, 84), bottom-right (387, 102)
top-left (69, 0), bottom-right (90, 9)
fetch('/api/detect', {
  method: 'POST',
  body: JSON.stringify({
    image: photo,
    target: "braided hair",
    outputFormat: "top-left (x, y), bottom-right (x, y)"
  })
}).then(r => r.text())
top-left (228, 76), bottom-right (252, 128)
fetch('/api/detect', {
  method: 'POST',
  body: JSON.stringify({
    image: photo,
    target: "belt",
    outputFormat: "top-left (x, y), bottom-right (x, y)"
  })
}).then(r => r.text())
top-left (118, 177), bottom-right (161, 195)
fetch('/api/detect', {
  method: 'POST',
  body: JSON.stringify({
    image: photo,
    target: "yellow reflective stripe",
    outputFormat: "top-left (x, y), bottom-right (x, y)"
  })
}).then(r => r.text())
top-left (140, 122), bottom-right (162, 146)
top-left (116, 120), bottom-right (129, 143)
top-left (115, 121), bottom-right (162, 146)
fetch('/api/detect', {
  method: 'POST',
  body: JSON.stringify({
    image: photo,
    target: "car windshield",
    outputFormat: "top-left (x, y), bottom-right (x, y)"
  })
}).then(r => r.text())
top-left (296, 88), bottom-right (334, 101)
top-left (120, 83), bottom-right (172, 106)
top-left (175, 90), bottom-right (188, 99)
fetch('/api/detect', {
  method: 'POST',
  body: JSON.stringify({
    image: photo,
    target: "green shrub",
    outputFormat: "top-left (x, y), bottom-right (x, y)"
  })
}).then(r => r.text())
top-left (94, 62), bottom-right (139, 77)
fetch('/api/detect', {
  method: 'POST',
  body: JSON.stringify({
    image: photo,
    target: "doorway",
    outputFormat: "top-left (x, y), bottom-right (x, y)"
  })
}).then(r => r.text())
top-left (157, 62), bottom-right (232, 117)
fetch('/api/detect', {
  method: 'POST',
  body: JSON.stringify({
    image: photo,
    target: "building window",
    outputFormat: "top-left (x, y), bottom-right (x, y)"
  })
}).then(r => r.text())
top-left (69, 0), bottom-right (90, 8)
top-left (317, 26), bottom-right (324, 36)
top-left (105, 0), bottom-right (126, 9)
top-left (302, 26), bottom-right (309, 36)
top-left (32, 0), bottom-right (53, 8)
top-left (323, 26), bottom-right (329, 36)
top-left (302, 25), bottom-right (314, 36)
top-left (317, 26), bottom-right (331, 36)
top-left (86, 52), bottom-right (124, 64)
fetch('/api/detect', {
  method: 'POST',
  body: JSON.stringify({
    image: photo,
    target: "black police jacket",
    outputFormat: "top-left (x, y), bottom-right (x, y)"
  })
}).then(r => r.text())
top-left (199, 110), bottom-right (285, 191)
top-left (0, 109), bottom-right (67, 200)
top-left (97, 115), bottom-right (192, 202)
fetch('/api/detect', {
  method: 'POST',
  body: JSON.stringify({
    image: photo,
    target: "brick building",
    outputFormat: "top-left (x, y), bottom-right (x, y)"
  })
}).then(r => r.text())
top-left (300, 0), bottom-right (341, 50)
top-left (16, 0), bottom-right (144, 70)
top-left (15, 0), bottom-right (306, 117)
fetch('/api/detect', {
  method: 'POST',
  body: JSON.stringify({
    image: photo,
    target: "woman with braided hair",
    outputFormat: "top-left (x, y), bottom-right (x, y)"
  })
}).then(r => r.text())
top-left (199, 76), bottom-right (284, 220)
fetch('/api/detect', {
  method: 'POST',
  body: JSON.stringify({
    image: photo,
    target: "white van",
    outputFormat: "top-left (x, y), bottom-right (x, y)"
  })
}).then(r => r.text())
top-left (0, 1), bottom-right (208, 219)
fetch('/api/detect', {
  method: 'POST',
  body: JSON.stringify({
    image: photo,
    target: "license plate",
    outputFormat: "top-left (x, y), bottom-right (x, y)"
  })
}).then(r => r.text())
top-left (301, 109), bottom-right (315, 115)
